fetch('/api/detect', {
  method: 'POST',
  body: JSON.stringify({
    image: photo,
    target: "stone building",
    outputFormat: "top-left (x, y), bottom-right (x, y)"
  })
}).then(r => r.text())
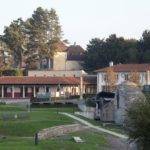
top-left (38, 43), bottom-right (85, 71)
top-left (94, 81), bottom-right (145, 125)
top-left (114, 81), bottom-right (145, 125)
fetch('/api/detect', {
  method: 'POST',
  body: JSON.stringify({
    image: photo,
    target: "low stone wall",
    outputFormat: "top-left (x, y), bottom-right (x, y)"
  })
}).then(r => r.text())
top-left (38, 124), bottom-right (88, 140)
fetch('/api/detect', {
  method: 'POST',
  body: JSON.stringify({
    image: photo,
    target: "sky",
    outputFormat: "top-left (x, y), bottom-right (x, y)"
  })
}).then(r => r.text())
top-left (0, 0), bottom-right (150, 48)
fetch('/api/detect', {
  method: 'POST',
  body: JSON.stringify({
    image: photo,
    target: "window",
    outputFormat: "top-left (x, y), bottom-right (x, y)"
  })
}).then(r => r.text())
top-left (124, 74), bottom-right (129, 81)
top-left (103, 74), bottom-right (108, 82)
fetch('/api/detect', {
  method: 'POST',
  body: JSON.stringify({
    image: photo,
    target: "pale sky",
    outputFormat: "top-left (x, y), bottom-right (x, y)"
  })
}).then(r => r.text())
top-left (0, 0), bottom-right (150, 48)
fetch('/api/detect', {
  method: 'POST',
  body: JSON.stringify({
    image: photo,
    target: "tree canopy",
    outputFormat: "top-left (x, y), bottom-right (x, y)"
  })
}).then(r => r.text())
top-left (84, 33), bottom-right (150, 72)
top-left (1, 7), bottom-right (62, 69)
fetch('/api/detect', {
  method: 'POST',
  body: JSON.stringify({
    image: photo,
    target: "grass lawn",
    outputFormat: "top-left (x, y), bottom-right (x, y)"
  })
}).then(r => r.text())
top-left (0, 130), bottom-right (109, 150)
top-left (0, 105), bottom-right (75, 136)
top-left (74, 114), bottom-right (127, 135)
top-left (0, 105), bottom-right (109, 150)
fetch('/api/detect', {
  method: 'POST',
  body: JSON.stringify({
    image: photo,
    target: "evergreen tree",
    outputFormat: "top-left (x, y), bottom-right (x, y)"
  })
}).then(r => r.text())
top-left (1, 18), bottom-right (26, 68)
top-left (25, 7), bottom-right (62, 69)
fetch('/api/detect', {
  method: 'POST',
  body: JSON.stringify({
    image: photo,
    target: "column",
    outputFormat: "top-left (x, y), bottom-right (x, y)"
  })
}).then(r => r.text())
top-left (22, 86), bottom-right (25, 98)
top-left (147, 71), bottom-right (150, 85)
top-left (33, 86), bottom-right (36, 98)
top-left (12, 85), bottom-right (14, 98)
top-left (1, 85), bottom-right (4, 98)
top-left (80, 76), bottom-right (83, 100)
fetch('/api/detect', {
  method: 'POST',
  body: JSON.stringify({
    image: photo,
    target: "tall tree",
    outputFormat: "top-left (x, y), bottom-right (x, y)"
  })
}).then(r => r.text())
top-left (84, 35), bottom-right (138, 72)
top-left (1, 18), bottom-right (26, 68)
top-left (25, 7), bottom-right (62, 69)
top-left (138, 30), bottom-right (150, 63)
top-left (129, 71), bottom-right (140, 85)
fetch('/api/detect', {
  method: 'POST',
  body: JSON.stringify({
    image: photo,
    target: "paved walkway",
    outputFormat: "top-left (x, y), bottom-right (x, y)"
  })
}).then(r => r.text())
top-left (60, 112), bottom-right (128, 140)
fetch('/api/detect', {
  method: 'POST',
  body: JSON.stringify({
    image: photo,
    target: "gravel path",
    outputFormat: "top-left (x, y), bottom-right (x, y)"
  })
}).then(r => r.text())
top-left (60, 112), bottom-right (130, 150)
top-left (60, 112), bottom-right (128, 139)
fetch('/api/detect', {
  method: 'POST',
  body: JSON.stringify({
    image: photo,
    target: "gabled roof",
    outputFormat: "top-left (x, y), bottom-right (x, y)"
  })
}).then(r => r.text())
top-left (66, 45), bottom-right (85, 61)
top-left (55, 41), bottom-right (68, 52)
top-left (95, 64), bottom-right (150, 72)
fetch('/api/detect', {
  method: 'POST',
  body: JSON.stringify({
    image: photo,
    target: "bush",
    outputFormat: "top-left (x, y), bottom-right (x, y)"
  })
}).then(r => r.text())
top-left (126, 98), bottom-right (150, 149)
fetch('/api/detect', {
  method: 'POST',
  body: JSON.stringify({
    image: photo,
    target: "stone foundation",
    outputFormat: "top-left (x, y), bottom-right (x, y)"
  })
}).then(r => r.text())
top-left (38, 124), bottom-right (88, 140)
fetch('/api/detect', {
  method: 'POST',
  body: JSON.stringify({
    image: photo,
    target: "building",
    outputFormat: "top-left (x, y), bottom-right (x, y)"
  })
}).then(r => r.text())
top-left (39, 43), bottom-right (85, 71)
top-left (96, 63), bottom-right (150, 92)
top-left (93, 81), bottom-right (145, 125)
top-left (0, 76), bottom-right (96, 101)
top-left (28, 70), bottom-right (87, 77)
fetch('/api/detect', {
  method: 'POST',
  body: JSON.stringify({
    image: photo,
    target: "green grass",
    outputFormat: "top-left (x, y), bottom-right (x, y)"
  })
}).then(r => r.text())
top-left (0, 105), bottom-right (109, 149)
top-left (0, 106), bottom-right (75, 136)
top-left (75, 114), bottom-right (127, 135)
top-left (0, 130), bottom-right (109, 150)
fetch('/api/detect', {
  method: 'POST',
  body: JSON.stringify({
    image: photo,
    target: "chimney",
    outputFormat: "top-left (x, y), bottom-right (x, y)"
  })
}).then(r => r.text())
top-left (109, 61), bottom-right (113, 67)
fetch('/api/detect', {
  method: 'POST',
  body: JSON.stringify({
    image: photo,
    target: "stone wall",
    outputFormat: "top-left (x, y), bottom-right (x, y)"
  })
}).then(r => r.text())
top-left (114, 81), bottom-right (145, 125)
top-left (38, 124), bottom-right (88, 140)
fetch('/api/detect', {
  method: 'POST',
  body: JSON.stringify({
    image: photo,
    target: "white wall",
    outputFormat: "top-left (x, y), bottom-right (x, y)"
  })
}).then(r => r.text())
top-left (97, 71), bottom-right (148, 93)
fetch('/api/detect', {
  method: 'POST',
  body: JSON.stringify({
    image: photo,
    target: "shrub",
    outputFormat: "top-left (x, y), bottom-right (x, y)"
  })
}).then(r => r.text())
top-left (126, 98), bottom-right (150, 149)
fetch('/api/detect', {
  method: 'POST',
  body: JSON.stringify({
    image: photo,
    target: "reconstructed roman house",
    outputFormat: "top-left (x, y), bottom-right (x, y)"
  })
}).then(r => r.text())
top-left (0, 76), bottom-right (96, 100)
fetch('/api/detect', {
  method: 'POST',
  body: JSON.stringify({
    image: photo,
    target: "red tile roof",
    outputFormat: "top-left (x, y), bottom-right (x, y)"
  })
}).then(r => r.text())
top-left (0, 77), bottom-right (80, 85)
top-left (67, 45), bottom-right (85, 61)
top-left (95, 64), bottom-right (150, 72)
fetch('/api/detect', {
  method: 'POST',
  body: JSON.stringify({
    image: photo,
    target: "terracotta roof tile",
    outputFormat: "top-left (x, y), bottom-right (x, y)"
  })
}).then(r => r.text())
top-left (0, 76), bottom-right (80, 85)
top-left (96, 64), bottom-right (150, 72)
top-left (67, 45), bottom-right (85, 61)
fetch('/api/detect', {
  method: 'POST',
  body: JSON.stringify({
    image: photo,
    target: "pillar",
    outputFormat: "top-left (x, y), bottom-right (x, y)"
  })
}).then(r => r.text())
top-left (80, 76), bottom-right (83, 100)
top-left (1, 85), bottom-right (4, 98)
top-left (12, 85), bottom-right (14, 98)
top-left (147, 71), bottom-right (150, 85)
top-left (22, 86), bottom-right (25, 98)
top-left (33, 86), bottom-right (36, 98)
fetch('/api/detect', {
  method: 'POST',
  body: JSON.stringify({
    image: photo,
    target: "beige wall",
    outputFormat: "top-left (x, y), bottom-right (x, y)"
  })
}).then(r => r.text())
top-left (28, 70), bottom-right (87, 77)
top-left (53, 52), bottom-right (67, 70)
top-left (53, 52), bottom-right (83, 71)
top-left (66, 61), bottom-right (83, 70)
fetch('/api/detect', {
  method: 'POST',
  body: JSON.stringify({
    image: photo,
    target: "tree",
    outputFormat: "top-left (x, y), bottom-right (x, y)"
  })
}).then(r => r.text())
top-left (138, 30), bottom-right (150, 63)
top-left (83, 35), bottom-right (138, 72)
top-left (83, 38), bottom-right (106, 72)
top-left (126, 98), bottom-right (150, 149)
top-left (129, 71), bottom-right (140, 85)
top-left (105, 67), bottom-right (117, 92)
top-left (24, 7), bottom-right (62, 69)
top-left (0, 40), bottom-right (12, 67)
top-left (1, 18), bottom-right (26, 68)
